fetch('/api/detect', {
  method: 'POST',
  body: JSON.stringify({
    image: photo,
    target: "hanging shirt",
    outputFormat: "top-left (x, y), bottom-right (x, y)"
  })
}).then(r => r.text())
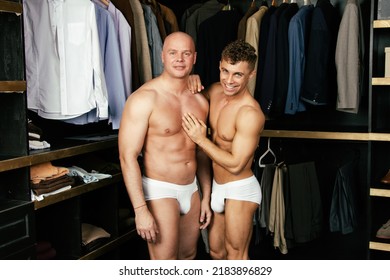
top-left (24, 0), bottom-right (108, 120)
top-left (110, 0), bottom-right (142, 90)
top-left (94, 4), bottom-right (126, 129)
top-left (107, 2), bottom-right (133, 98)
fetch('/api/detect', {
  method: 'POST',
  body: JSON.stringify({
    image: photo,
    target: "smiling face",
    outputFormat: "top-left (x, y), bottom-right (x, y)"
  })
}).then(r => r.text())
top-left (219, 59), bottom-right (255, 97)
top-left (161, 32), bottom-right (197, 79)
top-left (218, 39), bottom-right (257, 97)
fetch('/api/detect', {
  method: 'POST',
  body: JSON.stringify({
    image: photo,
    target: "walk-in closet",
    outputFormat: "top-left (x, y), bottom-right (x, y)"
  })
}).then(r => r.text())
top-left (0, 0), bottom-right (389, 260)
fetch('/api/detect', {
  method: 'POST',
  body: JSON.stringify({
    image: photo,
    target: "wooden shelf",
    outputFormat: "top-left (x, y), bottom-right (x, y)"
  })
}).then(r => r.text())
top-left (0, 81), bottom-right (26, 92)
top-left (370, 188), bottom-right (390, 198)
top-left (0, 0), bottom-right (22, 14)
top-left (372, 77), bottom-right (390, 85)
top-left (34, 173), bottom-right (123, 210)
top-left (79, 228), bottom-right (137, 260)
top-left (261, 130), bottom-right (390, 141)
top-left (373, 20), bottom-right (390, 28)
top-left (369, 241), bottom-right (390, 252)
top-left (0, 137), bottom-right (118, 172)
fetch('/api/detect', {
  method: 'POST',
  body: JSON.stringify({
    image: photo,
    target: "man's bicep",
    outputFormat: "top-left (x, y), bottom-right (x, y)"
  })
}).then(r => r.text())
top-left (119, 99), bottom-right (150, 157)
top-left (231, 130), bottom-right (259, 163)
top-left (232, 111), bottom-right (263, 160)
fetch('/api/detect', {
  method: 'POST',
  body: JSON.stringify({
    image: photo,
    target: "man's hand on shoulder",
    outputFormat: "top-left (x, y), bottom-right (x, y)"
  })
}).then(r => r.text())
top-left (187, 74), bottom-right (204, 94)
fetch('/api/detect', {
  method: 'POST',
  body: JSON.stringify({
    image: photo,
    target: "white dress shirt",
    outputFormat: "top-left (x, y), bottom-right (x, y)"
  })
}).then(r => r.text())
top-left (24, 0), bottom-right (108, 120)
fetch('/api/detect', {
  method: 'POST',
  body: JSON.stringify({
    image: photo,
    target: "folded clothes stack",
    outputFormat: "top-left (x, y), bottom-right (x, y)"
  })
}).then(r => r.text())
top-left (30, 162), bottom-right (75, 196)
top-left (28, 120), bottom-right (51, 150)
top-left (82, 223), bottom-right (111, 253)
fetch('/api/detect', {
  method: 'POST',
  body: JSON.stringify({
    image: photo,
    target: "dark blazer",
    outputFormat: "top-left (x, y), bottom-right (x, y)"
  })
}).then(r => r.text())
top-left (195, 9), bottom-right (242, 88)
top-left (254, 5), bottom-right (277, 106)
top-left (301, 0), bottom-right (340, 106)
top-left (272, 3), bottom-right (299, 117)
top-left (259, 3), bottom-right (289, 116)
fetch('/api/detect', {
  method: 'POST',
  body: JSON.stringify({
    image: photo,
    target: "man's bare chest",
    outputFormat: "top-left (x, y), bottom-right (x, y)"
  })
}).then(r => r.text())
top-left (210, 103), bottom-right (238, 142)
top-left (151, 96), bottom-right (204, 136)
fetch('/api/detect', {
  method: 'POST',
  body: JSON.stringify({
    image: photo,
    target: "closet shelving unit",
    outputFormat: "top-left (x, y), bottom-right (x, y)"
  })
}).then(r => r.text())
top-left (0, 0), bottom-right (34, 260)
top-left (0, 0), bottom-right (136, 260)
top-left (256, 0), bottom-right (390, 260)
top-left (366, 0), bottom-right (390, 258)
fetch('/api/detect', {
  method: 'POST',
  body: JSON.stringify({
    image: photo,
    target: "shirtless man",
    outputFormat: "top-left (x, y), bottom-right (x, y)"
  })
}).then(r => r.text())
top-left (118, 32), bottom-right (212, 260)
top-left (182, 40), bottom-right (265, 260)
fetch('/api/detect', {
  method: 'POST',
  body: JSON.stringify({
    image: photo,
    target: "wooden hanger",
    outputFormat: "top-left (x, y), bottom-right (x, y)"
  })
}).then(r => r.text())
top-left (250, 0), bottom-right (256, 8)
top-left (222, 0), bottom-right (232, 11)
top-left (259, 138), bottom-right (277, 168)
top-left (271, 0), bottom-right (278, 7)
top-left (100, 0), bottom-right (109, 7)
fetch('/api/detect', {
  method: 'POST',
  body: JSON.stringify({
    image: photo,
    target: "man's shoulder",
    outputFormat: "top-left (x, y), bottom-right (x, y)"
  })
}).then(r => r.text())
top-left (237, 100), bottom-right (265, 128)
top-left (209, 82), bottom-right (222, 92)
top-left (131, 82), bottom-right (158, 99)
top-left (191, 91), bottom-right (209, 114)
top-left (125, 83), bottom-right (159, 113)
top-left (207, 82), bottom-right (223, 98)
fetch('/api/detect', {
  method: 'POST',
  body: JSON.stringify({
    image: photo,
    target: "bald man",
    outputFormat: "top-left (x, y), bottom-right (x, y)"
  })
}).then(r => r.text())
top-left (119, 32), bottom-right (212, 260)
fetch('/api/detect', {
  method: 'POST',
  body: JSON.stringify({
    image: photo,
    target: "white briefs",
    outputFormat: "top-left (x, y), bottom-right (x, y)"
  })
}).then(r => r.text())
top-left (142, 176), bottom-right (198, 214)
top-left (211, 175), bottom-right (262, 213)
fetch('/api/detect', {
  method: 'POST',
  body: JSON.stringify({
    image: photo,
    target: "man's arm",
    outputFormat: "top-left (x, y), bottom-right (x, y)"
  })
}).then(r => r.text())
top-left (118, 91), bottom-right (159, 243)
top-left (196, 147), bottom-right (212, 229)
top-left (182, 108), bottom-right (265, 175)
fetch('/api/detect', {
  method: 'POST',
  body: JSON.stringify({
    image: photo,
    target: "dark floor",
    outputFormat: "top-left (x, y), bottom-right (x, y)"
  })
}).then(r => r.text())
top-left (119, 225), bottom-right (368, 260)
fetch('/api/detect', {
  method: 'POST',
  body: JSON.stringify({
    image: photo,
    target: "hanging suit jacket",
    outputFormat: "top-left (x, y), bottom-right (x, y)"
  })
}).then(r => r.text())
top-left (159, 3), bottom-right (179, 34)
top-left (195, 9), bottom-right (242, 88)
top-left (285, 4), bottom-right (314, 115)
top-left (301, 0), bottom-right (340, 106)
top-left (129, 0), bottom-right (153, 84)
top-left (185, 0), bottom-right (224, 46)
top-left (259, 3), bottom-right (289, 115)
top-left (254, 5), bottom-right (277, 106)
top-left (330, 159), bottom-right (358, 234)
top-left (272, 3), bottom-right (299, 117)
top-left (245, 6), bottom-right (269, 95)
top-left (335, 0), bottom-right (365, 114)
top-left (237, 4), bottom-right (259, 40)
top-left (142, 4), bottom-right (164, 78)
